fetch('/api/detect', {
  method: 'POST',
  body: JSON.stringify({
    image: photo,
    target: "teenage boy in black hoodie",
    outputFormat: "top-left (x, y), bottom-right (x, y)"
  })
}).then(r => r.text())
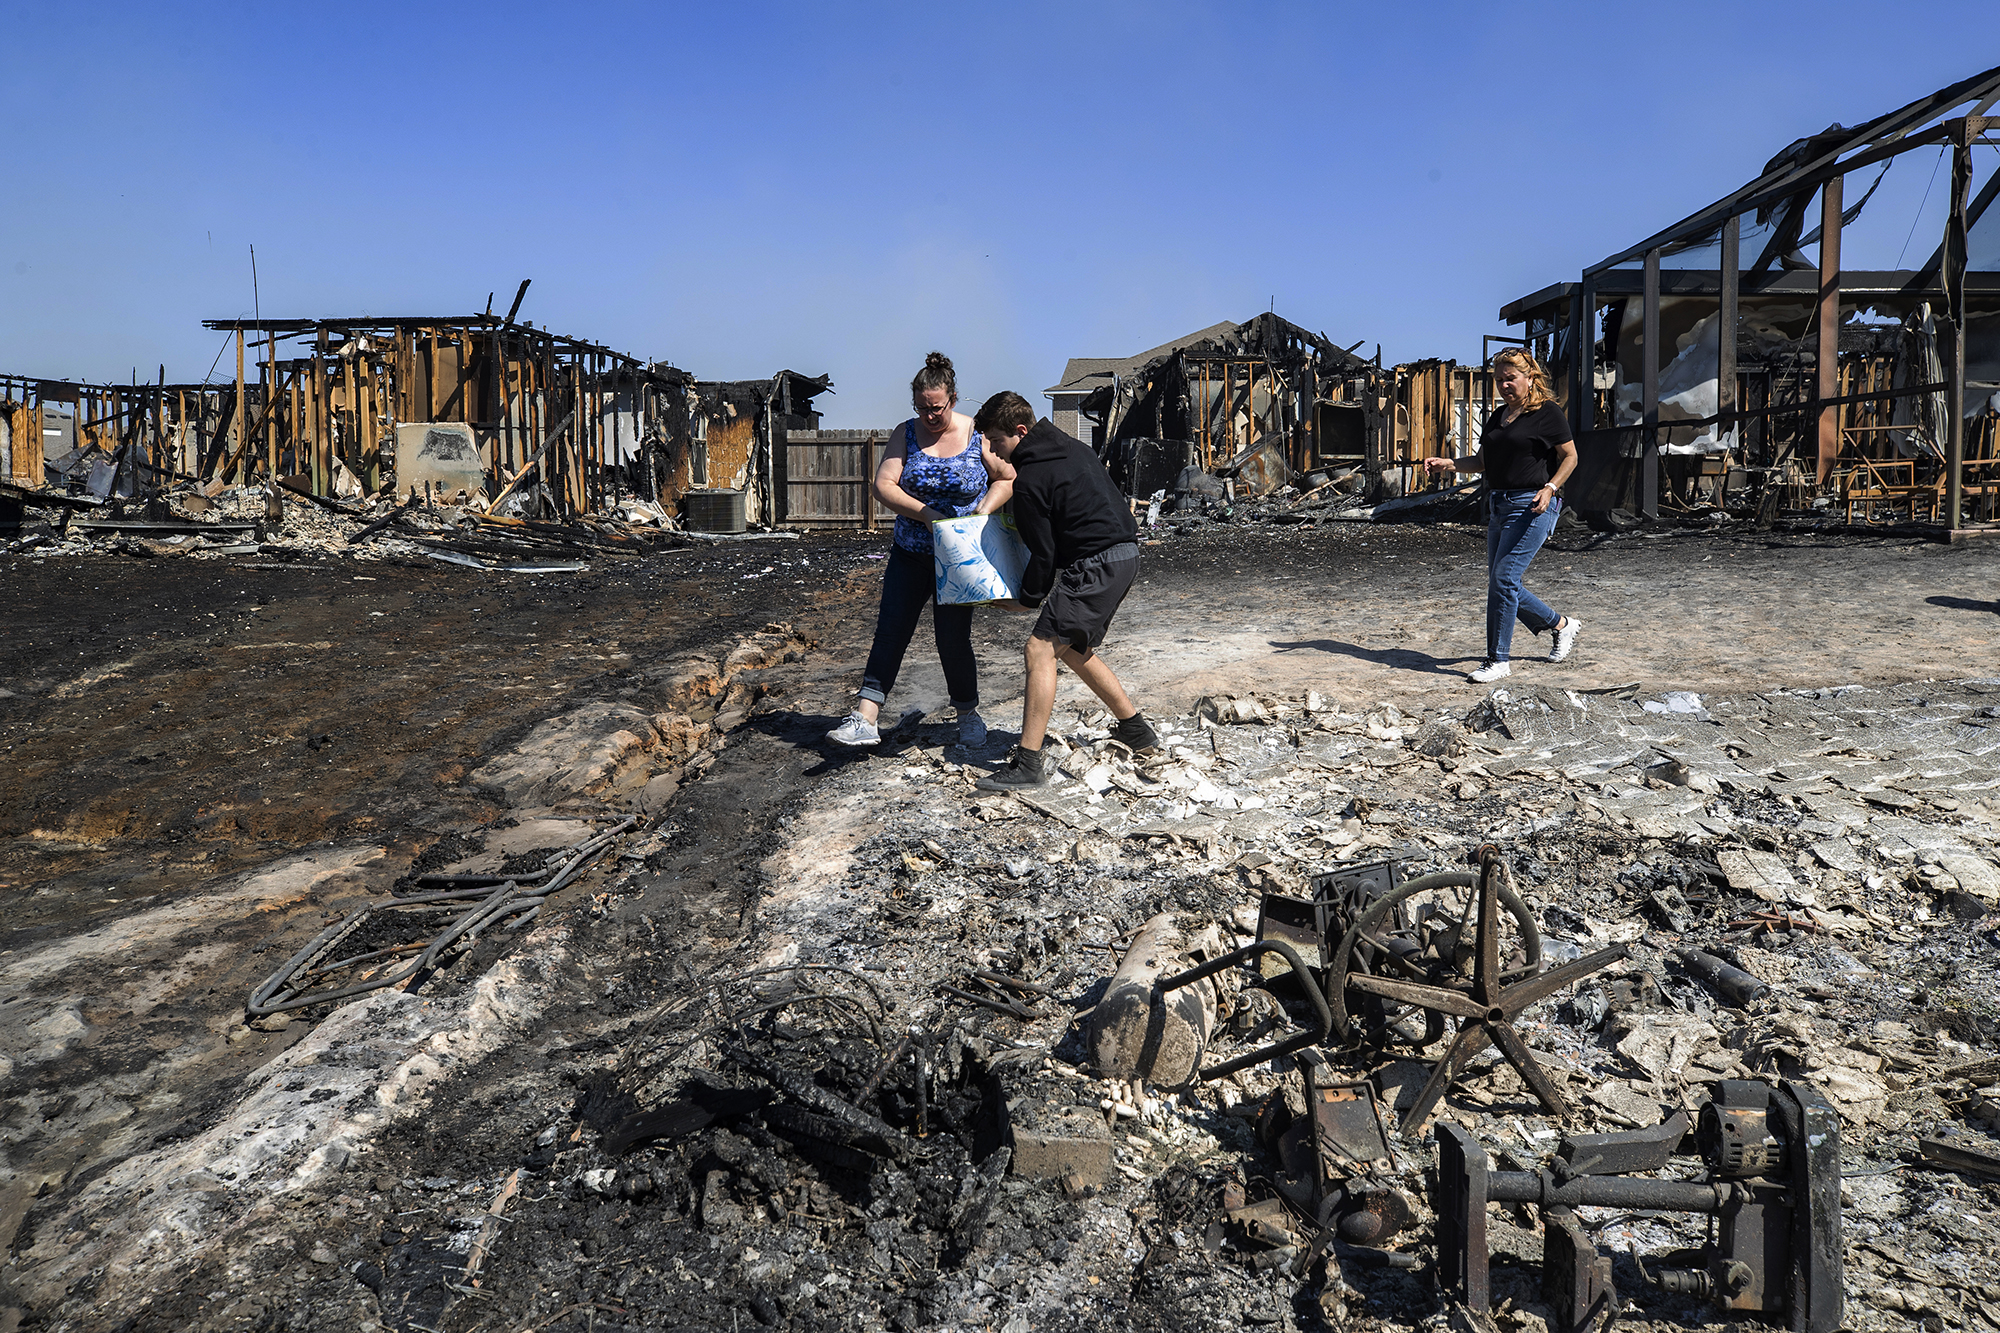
top-left (970, 391), bottom-right (1158, 791)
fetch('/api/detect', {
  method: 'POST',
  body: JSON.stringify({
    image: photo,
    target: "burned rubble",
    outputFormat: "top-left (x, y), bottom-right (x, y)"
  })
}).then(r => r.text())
top-left (430, 677), bottom-right (1995, 1333)
top-left (0, 510), bottom-right (1997, 1333)
top-left (153, 680), bottom-right (2000, 1332)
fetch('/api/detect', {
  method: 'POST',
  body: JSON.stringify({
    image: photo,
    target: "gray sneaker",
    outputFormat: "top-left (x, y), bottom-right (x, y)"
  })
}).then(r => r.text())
top-left (956, 709), bottom-right (988, 749)
top-left (826, 711), bottom-right (881, 747)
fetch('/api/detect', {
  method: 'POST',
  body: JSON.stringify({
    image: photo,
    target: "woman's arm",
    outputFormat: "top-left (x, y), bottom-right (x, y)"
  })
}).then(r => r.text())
top-left (1423, 448), bottom-right (1483, 476)
top-left (873, 424), bottom-right (949, 523)
top-left (974, 436), bottom-right (1016, 515)
top-left (1533, 438), bottom-right (1578, 514)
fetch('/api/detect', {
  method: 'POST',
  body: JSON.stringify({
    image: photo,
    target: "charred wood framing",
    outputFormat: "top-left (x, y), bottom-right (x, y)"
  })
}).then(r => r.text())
top-left (1503, 66), bottom-right (2000, 531)
top-left (5, 303), bottom-right (830, 525)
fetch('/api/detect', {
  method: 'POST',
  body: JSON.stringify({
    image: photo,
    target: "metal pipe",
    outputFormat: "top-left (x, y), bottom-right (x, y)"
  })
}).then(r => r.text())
top-left (1676, 947), bottom-right (1770, 1006)
top-left (1486, 1170), bottom-right (1729, 1212)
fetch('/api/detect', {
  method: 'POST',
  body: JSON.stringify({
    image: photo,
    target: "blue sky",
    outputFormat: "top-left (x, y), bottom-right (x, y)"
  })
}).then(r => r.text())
top-left (1, 2), bottom-right (1992, 425)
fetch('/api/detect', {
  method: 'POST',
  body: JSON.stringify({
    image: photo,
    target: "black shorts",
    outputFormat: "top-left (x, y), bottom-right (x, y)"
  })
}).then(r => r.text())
top-left (1032, 543), bottom-right (1139, 656)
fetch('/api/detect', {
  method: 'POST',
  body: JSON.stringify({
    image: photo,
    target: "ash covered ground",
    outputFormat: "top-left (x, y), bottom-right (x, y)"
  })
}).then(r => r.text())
top-left (4, 518), bottom-right (2000, 1333)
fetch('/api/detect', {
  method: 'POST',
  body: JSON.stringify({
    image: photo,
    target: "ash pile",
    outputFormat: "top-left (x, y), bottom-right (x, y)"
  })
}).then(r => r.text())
top-left (1134, 449), bottom-right (1480, 534)
top-left (485, 681), bottom-right (2000, 1332)
top-left (4, 479), bottom-right (696, 569)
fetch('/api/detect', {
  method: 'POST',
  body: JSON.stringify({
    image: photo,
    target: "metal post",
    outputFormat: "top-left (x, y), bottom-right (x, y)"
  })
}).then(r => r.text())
top-left (1719, 214), bottom-right (1739, 476)
top-left (1641, 249), bottom-right (1661, 518)
top-left (1576, 275), bottom-right (1595, 435)
top-left (1816, 173), bottom-right (1843, 487)
top-left (1944, 123), bottom-right (1976, 530)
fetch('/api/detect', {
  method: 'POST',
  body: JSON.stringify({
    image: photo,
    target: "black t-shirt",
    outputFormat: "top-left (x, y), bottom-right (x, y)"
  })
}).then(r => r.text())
top-left (1480, 402), bottom-right (1572, 490)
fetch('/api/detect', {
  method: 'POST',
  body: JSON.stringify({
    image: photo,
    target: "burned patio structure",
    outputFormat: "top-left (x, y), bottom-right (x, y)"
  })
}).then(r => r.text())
top-left (1499, 65), bottom-right (2000, 532)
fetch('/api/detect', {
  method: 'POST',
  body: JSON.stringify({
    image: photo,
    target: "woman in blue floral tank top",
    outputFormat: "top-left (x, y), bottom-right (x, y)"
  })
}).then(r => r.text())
top-left (827, 352), bottom-right (1015, 749)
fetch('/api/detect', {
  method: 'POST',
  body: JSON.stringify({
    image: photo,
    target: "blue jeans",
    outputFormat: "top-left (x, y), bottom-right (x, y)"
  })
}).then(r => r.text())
top-left (1485, 489), bottom-right (1562, 663)
top-left (859, 545), bottom-right (978, 709)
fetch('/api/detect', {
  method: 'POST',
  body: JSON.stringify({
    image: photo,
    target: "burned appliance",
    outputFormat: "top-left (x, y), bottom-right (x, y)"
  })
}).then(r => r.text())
top-left (1435, 1079), bottom-right (1842, 1333)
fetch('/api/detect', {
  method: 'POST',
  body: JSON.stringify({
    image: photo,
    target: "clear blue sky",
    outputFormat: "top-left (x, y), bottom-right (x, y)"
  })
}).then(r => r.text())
top-left (1, 2), bottom-right (1991, 426)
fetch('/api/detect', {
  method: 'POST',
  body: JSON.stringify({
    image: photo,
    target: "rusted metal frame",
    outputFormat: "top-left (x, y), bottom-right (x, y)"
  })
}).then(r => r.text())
top-left (1815, 174), bottom-right (1844, 486)
top-left (1158, 938), bottom-right (1332, 1081)
top-left (1641, 250), bottom-right (1661, 518)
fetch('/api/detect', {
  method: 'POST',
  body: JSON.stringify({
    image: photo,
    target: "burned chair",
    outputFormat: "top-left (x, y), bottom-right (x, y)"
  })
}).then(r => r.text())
top-left (1257, 848), bottom-right (1628, 1131)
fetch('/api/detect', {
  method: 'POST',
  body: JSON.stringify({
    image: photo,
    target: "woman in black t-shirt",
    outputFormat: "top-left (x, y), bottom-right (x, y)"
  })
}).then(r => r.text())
top-left (1422, 348), bottom-right (1582, 683)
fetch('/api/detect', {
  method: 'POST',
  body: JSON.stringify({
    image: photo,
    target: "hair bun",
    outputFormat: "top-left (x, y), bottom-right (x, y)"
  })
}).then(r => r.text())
top-left (924, 351), bottom-right (953, 373)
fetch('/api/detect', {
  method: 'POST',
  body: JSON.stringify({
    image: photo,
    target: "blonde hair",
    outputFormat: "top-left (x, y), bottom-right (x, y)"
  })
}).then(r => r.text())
top-left (1492, 348), bottom-right (1557, 410)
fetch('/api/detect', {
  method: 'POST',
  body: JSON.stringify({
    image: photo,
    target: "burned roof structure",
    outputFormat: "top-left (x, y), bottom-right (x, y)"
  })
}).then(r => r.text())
top-left (1502, 65), bottom-right (2000, 531)
top-left (1050, 312), bottom-right (1385, 500)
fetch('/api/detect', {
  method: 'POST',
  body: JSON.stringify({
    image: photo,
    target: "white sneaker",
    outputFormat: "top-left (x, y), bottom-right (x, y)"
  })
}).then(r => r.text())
top-left (826, 711), bottom-right (880, 747)
top-left (1470, 661), bottom-right (1512, 683)
top-left (956, 709), bottom-right (988, 749)
top-left (1550, 617), bottom-right (1583, 663)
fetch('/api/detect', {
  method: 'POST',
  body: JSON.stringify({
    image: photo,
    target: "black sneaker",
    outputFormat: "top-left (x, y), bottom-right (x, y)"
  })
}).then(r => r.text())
top-left (975, 746), bottom-right (1051, 792)
top-left (1110, 712), bottom-right (1160, 752)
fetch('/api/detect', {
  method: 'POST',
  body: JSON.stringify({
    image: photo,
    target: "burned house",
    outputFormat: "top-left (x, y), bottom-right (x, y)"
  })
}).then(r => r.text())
top-left (1, 289), bottom-right (830, 531)
top-left (1500, 65), bottom-right (2000, 531)
top-left (1049, 314), bottom-right (1385, 499)
top-left (1047, 314), bottom-right (1526, 509)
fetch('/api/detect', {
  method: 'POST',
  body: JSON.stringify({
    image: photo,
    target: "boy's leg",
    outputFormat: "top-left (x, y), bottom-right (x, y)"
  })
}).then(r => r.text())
top-left (1019, 632), bottom-right (1061, 750)
top-left (1055, 644), bottom-right (1137, 719)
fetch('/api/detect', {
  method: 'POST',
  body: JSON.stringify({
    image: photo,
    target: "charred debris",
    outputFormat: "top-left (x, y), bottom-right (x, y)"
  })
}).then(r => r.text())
top-left (1, 287), bottom-right (833, 562)
top-left (1046, 312), bottom-right (1498, 530)
top-left (305, 681), bottom-right (2000, 1333)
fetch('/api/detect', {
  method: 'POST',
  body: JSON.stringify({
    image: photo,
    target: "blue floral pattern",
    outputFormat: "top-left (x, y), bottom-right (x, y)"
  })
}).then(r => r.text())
top-left (892, 422), bottom-right (989, 554)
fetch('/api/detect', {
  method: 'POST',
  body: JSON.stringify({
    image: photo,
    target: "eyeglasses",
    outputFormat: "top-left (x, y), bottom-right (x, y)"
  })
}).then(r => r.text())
top-left (914, 401), bottom-right (952, 417)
